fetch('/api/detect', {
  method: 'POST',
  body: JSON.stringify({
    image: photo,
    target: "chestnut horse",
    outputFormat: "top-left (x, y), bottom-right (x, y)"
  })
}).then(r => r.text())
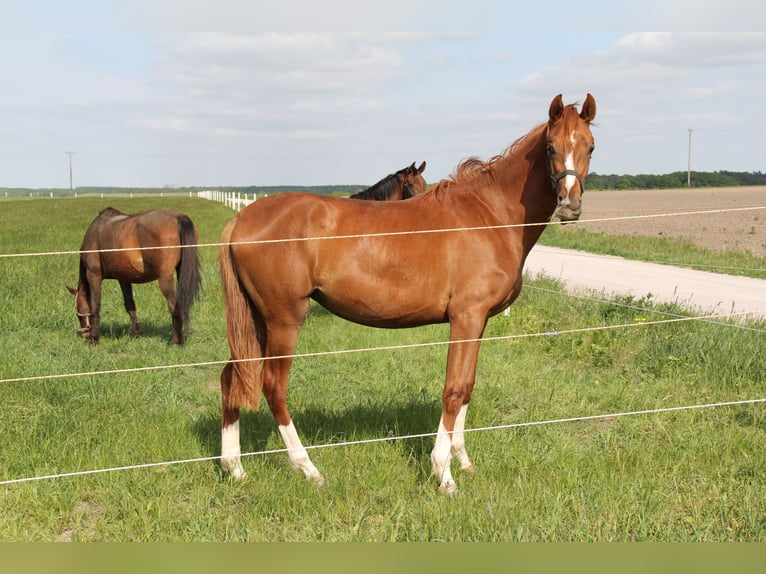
top-left (349, 161), bottom-right (427, 200)
top-left (69, 207), bottom-right (201, 345)
top-left (219, 94), bottom-right (596, 493)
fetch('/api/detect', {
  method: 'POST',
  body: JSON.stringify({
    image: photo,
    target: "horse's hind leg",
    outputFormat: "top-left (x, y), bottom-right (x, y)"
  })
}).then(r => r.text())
top-left (119, 281), bottom-right (143, 337)
top-left (263, 320), bottom-right (324, 486)
top-left (220, 362), bottom-right (247, 480)
top-left (157, 275), bottom-right (181, 344)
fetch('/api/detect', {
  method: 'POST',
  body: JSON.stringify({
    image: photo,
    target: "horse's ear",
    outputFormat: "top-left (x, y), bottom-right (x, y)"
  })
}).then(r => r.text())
top-left (548, 94), bottom-right (564, 123)
top-left (67, 285), bottom-right (77, 295)
top-left (418, 161), bottom-right (426, 174)
top-left (580, 93), bottom-right (596, 123)
top-left (409, 161), bottom-right (416, 171)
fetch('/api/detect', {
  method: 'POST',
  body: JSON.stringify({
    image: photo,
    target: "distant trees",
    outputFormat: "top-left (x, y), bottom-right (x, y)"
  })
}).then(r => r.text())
top-left (4, 171), bottom-right (766, 198)
top-left (587, 171), bottom-right (766, 190)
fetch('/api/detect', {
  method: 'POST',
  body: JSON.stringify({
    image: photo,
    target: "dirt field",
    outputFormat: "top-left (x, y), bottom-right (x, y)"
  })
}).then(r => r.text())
top-left (567, 187), bottom-right (766, 257)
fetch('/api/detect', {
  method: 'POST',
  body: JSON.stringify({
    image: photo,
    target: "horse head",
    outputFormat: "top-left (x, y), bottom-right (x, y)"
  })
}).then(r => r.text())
top-left (546, 93), bottom-right (596, 221)
top-left (67, 284), bottom-right (93, 340)
top-left (402, 161), bottom-right (427, 198)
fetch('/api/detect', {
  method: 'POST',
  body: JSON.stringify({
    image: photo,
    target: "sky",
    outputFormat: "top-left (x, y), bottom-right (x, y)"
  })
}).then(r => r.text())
top-left (2, 1), bottom-right (766, 188)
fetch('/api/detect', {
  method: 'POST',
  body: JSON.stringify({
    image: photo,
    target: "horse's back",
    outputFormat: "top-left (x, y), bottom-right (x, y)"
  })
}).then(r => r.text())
top-left (134, 209), bottom-right (186, 246)
top-left (227, 191), bottom-right (520, 327)
top-left (82, 208), bottom-right (186, 281)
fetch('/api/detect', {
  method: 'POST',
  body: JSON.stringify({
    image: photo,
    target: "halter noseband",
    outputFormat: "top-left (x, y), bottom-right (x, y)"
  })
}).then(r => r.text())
top-left (75, 306), bottom-right (92, 333)
top-left (549, 168), bottom-right (586, 196)
top-left (546, 127), bottom-right (587, 197)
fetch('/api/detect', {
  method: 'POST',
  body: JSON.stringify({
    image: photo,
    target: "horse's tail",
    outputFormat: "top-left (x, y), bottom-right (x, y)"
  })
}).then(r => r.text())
top-left (176, 214), bottom-right (202, 338)
top-left (220, 217), bottom-right (262, 410)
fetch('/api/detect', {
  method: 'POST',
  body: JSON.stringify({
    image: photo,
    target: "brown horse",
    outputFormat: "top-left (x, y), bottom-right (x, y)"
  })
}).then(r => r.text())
top-left (219, 94), bottom-right (596, 493)
top-left (69, 207), bottom-right (201, 345)
top-left (349, 161), bottom-right (427, 200)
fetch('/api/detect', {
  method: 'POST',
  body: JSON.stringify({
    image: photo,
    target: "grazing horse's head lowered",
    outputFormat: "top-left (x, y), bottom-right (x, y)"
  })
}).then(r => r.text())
top-left (68, 281), bottom-right (93, 338)
top-left (69, 207), bottom-right (201, 345)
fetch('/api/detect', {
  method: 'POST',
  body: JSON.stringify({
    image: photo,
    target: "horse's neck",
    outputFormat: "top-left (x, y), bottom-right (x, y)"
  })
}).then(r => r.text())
top-left (486, 149), bottom-right (553, 224)
top-left (473, 130), bottom-right (554, 256)
top-left (364, 174), bottom-right (398, 200)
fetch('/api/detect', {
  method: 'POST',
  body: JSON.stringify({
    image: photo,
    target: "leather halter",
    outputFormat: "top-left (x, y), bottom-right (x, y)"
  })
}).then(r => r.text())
top-left (546, 128), bottom-right (587, 197)
top-left (75, 306), bottom-right (92, 332)
top-left (549, 165), bottom-right (586, 197)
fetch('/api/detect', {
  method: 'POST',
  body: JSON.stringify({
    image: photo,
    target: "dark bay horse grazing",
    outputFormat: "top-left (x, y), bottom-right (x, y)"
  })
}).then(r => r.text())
top-left (219, 94), bottom-right (596, 493)
top-left (69, 207), bottom-right (201, 345)
top-left (349, 161), bottom-right (427, 200)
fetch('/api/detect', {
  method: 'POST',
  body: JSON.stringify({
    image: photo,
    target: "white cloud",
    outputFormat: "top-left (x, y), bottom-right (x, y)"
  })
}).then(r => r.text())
top-left (2, 28), bottom-right (766, 187)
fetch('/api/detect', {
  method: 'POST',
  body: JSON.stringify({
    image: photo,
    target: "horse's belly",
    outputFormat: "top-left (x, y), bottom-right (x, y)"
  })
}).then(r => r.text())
top-left (312, 285), bottom-right (447, 328)
top-left (101, 252), bottom-right (148, 281)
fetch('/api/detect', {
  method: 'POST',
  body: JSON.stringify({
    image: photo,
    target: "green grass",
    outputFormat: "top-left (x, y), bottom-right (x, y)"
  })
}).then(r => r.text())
top-left (0, 197), bottom-right (765, 541)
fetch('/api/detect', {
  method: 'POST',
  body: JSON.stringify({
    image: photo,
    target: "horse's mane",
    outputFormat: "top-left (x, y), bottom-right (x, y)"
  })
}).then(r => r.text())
top-left (428, 122), bottom-right (550, 196)
top-left (98, 207), bottom-right (125, 218)
top-left (428, 102), bottom-right (584, 196)
top-left (349, 171), bottom-right (403, 200)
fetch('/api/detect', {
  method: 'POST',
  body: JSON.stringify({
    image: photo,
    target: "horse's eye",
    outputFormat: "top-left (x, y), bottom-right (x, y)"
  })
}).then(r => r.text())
top-left (589, 145), bottom-right (595, 156)
top-left (546, 144), bottom-right (555, 157)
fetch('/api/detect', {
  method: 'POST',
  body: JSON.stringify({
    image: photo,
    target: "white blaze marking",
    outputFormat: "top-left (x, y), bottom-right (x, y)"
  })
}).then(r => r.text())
top-left (564, 130), bottom-right (577, 193)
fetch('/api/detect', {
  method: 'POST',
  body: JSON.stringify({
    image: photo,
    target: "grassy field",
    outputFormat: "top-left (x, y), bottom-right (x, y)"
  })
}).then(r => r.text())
top-left (0, 196), bottom-right (764, 541)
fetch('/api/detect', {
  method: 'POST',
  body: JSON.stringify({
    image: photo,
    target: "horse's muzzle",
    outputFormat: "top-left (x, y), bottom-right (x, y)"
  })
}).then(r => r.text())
top-left (553, 205), bottom-right (582, 222)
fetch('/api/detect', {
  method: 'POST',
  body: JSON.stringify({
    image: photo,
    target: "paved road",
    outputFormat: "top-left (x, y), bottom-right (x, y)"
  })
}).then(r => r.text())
top-left (524, 246), bottom-right (766, 320)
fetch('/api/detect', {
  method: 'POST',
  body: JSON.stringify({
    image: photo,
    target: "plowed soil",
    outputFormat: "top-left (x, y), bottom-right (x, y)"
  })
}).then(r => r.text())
top-left (567, 187), bottom-right (766, 257)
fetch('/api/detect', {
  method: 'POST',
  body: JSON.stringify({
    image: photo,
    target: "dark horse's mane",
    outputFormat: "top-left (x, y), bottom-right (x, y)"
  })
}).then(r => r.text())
top-left (78, 258), bottom-right (91, 301)
top-left (349, 170), bottom-right (408, 200)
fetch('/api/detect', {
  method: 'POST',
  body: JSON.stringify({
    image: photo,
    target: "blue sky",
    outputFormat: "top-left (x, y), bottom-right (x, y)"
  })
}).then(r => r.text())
top-left (2, 1), bottom-right (766, 188)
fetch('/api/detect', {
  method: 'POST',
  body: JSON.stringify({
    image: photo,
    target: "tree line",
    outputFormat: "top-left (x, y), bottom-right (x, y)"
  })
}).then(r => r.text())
top-left (3, 171), bottom-right (766, 198)
top-left (586, 170), bottom-right (766, 190)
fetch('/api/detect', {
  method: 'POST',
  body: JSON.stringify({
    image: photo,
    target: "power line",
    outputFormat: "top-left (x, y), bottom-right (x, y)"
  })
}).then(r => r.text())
top-left (65, 151), bottom-right (75, 192)
top-left (687, 129), bottom-right (693, 187)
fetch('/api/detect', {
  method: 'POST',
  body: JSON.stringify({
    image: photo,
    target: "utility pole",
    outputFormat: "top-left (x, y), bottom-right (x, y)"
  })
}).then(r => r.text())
top-left (65, 151), bottom-right (75, 193)
top-left (687, 129), bottom-right (692, 187)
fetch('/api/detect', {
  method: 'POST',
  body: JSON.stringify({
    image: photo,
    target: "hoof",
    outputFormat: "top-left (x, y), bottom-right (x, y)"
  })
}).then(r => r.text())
top-left (310, 475), bottom-right (326, 488)
top-left (461, 462), bottom-right (475, 474)
top-left (229, 468), bottom-right (248, 482)
top-left (438, 481), bottom-right (458, 497)
top-left (233, 469), bottom-right (249, 481)
top-left (221, 460), bottom-right (248, 482)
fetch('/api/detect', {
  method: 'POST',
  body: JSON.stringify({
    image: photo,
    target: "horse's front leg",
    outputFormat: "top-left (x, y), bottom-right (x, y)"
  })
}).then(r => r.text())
top-left (86, 272), bottom-right (103, 344)
top-left (119, 281), bottom-right (143, 337)
top-left (431, 316), bottom-right (483, 495)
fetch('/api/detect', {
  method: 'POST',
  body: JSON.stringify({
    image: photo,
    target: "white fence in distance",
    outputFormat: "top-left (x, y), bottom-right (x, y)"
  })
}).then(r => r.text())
top-left (197, 190), bottom-right (261, 212)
